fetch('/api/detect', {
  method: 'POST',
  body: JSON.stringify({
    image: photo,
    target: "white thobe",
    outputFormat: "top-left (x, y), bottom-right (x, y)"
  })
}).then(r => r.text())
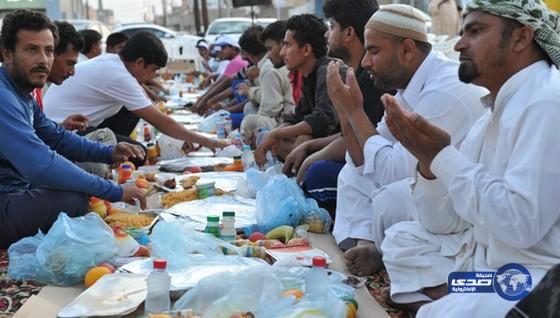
top-left (333, 51), bottom-right (487, 246)
top-left (381, 61), bottom-right (560, 317)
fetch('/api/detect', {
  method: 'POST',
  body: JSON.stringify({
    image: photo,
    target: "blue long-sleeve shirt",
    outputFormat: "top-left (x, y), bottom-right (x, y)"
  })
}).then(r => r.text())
top-left (0, 67), bottom-right (123, 202)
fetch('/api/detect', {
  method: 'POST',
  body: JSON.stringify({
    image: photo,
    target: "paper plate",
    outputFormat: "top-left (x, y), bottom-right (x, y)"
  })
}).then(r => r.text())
top-left (58, 273), bottom-right (147, 317)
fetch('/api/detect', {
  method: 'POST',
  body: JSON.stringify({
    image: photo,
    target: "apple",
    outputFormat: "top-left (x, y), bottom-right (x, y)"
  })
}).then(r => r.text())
top-left (133, 245), bottom-right (150, 257)
top-left (248, 232), bottom-right (266, 242)
top-left (90, 197), bottom-right (107, 218)
top-left (190, 166), bottom-right (203, 173)
top-left (98, 262), bottom-right (115, 273)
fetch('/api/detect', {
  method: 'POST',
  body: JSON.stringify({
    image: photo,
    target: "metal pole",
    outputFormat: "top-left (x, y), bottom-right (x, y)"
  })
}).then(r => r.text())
top-left (201, 0), bottom-right (209, 33)
top-left (193, 0), bottom-right (201, 34)
top-left (162, 0), bottom-right (167, 26)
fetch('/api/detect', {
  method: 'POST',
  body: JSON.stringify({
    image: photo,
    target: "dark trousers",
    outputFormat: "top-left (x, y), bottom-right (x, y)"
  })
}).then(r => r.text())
top-left (0, 188), bottom-right (89, 248)
top-left (302, 160), bottom-right (345, 220)
top-left (80, 107), bottom-right (146, 167)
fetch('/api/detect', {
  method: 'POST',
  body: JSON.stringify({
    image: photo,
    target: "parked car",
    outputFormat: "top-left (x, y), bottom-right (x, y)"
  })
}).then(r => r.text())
top-left (67, 19), bottom-right (112, 39)
top-left (205, 17), bottom-right (276, 44)
top-left (113, 23), bottom-right (202, 66)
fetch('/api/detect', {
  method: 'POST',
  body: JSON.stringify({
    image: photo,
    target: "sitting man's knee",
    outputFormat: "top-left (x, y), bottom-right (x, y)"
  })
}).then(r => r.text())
top-left (63, 192), bottom-right (90, 217)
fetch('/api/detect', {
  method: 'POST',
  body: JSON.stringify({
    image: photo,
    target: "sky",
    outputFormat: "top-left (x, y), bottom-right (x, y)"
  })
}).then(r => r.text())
top-left (89, 0), bottom-right (183, 24)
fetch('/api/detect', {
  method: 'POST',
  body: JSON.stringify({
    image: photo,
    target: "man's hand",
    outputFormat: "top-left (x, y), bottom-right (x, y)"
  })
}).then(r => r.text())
top-left (282, 142), bottom-right (309, 177)
top-left (296, 151), bottom-right (324, 184)
top-left (181, 140), bottom-right (197, 154)
top-left (121, 184), bottom-right (147, 209)
top-left (236, 83), bottom-right (250, 96)
top-left (62, 114), bottom-right (89, 131)
top-left (254, 131), bottom-right (278, 167)
top-left (203, 138), bottom-right (230, 152)
top-left (381, 94), bottom-right (451, 178)
top-left (112, 142), bottom-right (145, 164)
top-left (326, 61), bottom-right (363, 116)
top-left (246, 66), bottom-right (259, 81)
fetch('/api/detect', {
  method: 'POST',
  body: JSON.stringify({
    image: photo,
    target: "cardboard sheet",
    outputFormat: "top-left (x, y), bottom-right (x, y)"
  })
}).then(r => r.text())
top-left (14, 235), bottom-right (389, 318)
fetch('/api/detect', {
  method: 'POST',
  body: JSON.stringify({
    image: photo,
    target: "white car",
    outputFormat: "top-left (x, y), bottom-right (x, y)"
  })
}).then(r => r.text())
top-left (205, 17), bottom-right (276, 44)
top-left (113, 23), bottom-right (202, 65)
top-left (67, 19), bottom-right (112, 39)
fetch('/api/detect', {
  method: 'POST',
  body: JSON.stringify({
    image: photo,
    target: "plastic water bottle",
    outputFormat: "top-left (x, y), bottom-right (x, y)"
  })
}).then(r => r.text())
top-left (223, 115), bottom-right (232, 137)
top-left (241, 145), bottom-right (256, 171)
top-left (305, 256), bottom-right (329, 301)
top-left (145, 259), bottom-right (171, 315)
top-left (216, 114), bottom-right (226, 139)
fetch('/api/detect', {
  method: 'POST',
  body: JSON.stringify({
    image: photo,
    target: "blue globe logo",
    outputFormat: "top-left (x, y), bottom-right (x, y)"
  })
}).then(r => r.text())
top-left (494, 263), bottom-right (532, 301)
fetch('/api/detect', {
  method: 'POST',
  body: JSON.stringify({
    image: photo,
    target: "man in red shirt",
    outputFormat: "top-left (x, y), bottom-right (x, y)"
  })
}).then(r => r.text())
top-left (32, 21), bottom-right (88, 131)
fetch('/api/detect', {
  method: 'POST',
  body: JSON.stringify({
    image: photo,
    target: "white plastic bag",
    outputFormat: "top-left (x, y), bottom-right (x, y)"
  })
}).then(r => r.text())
top-left (8, 213), bottom-right (117, 285)
top-left (173, 265), bottom-right (293, 317)
top-left (158, 134), bottom-right (185, 160)
top-left (198, 110), bottom-right (230, 133)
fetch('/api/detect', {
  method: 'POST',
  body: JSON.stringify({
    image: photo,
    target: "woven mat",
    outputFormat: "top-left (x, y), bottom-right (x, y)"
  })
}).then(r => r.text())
top-left (0, 249), bottom-right (44, 316)
top-left (366, 268), bottom-right (408, 318)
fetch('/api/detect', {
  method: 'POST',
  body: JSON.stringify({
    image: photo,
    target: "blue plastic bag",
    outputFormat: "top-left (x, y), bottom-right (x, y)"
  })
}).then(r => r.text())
top-left (8, 212), bottom-right (116, 286)
top-left (255, 174), bottom-right (333, 233)
top-left (255, 175), bottom-right (307, 232)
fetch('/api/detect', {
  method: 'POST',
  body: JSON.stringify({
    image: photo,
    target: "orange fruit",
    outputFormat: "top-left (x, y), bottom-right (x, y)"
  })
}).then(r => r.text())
top-left (84, 266), bottom-right (112, 288)
top-left (282, 288), bottom-right (304, 299)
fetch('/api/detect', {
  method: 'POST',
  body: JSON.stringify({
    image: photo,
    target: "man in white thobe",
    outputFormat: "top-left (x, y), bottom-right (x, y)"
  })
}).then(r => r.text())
top-left (379, 1), bottom-right (560, 316)
top-left (326, 4), bottom-right (487, 275)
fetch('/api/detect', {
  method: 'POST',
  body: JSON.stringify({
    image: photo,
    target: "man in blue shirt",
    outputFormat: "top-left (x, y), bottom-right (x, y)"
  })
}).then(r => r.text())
top-left (0, 10), bottom-right (146, 248)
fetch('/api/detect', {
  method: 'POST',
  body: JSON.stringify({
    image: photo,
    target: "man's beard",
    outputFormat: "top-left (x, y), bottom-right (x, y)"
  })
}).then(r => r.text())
top-left (328, 45), bottom-right (350, 63)
top-left (458, 61), bottom-right (480, 83)
top-left (271, 59), bottom-right (285, 69)
top-left (12, 58), bottom-right (49, 92)
top-left (369, 55), bottom-right (408, 90)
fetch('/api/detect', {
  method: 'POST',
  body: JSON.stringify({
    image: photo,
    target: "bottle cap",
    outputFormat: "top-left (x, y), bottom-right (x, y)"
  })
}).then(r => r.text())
top-left (312, 256), bottom-right (327, 267)
top-left (223, 211), bottom-right (235, 217)
top-left (233, 156), bottom-right (242, 160)
top-left (207, 215), bottom-right (220, 222)
top-left (242, 144), bottom-right (251, 151)
top-left (147, 142), bottom-right (155, 147)
top-left (153, 259), bottom-right (167, 269)
top-left (120, 164), bottom-right (132, 170)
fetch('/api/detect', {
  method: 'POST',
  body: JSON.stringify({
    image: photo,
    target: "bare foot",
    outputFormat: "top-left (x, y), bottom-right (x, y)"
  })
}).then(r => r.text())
top-left (344, 240), bottom-right (383, 276)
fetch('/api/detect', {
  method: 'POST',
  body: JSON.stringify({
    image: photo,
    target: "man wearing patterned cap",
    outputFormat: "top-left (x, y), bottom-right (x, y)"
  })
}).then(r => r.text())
top-left (326, 3), bottom-right (486, 276)
top-left (377, 0), bottom-right (560, 316)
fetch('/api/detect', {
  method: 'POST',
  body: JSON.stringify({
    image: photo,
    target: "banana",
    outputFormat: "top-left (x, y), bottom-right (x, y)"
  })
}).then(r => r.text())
top-left (265, 225), bottom-right (294, 243)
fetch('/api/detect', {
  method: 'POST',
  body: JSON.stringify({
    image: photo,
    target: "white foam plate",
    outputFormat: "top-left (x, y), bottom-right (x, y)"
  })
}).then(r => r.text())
top-left (58, 273), bottom-right (147, 317)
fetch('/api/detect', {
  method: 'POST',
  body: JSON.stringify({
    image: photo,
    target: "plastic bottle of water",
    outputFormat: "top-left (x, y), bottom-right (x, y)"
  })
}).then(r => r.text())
top-left (216, 114), bottom-right (227, 139)
top-left (223, 115), bottom-right (232, 137)
top-left (241, 144), bottom-right (256, 171)
top-left (305, 256), bottom-right (329, 301)
top-left (145, 259), bottom-right (171, 315)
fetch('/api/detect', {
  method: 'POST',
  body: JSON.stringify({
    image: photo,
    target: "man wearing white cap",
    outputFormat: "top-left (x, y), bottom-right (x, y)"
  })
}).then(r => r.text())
top-left (327, 3), bottom-right (486, 275)
top-left (195, 39), bottom-right (213, 74)
top-left (378, 0), bottom-right (560, 316)
top-left (193, 35), bottom-right (248, 114)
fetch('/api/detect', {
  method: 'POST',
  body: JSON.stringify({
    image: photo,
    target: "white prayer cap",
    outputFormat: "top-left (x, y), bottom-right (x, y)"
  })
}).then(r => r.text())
top-left (214, 35), bottom-right (240, 49)
top-left (366, 4), bottom-right (429, 43)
